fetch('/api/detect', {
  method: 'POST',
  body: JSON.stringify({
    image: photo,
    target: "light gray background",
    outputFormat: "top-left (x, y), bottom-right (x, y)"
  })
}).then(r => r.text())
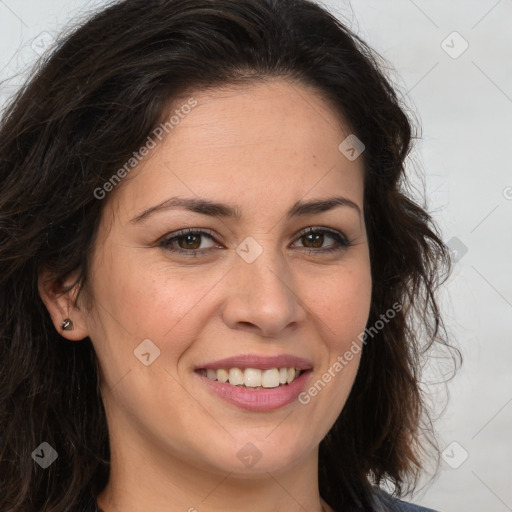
top-left (1, 1), bottom-right (511, 511)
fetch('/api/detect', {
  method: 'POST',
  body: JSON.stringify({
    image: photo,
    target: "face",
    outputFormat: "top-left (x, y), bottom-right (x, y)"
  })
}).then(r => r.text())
top-left (45, 79), bottom-right (372, 478)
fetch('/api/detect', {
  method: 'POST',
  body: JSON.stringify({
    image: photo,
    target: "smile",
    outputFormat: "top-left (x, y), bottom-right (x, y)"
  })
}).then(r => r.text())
top-left (195, 367), bottom-right (312, 411)
top-left (197, 367), bottom-right (303, 389)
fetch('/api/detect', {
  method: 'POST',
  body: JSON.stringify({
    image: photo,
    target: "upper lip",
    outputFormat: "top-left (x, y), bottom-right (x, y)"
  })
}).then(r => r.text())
top-left (195, 354), bottom-right (313, 371)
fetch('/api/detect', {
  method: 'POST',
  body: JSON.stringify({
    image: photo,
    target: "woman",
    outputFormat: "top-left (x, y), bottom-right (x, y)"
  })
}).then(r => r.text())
top-left (0, 0), bottom-right (461, 511)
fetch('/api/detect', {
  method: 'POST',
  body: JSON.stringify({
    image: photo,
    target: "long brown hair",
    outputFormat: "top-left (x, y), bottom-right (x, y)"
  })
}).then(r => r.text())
top-left (0, 0), bottom-right (462, 510)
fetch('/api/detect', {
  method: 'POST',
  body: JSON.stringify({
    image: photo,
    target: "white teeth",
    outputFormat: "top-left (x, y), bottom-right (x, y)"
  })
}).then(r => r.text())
top-left (261, 369), bottom-right (280, 388)
top-left (217, 368), bottom-right (229, 383)
top-left (228, 368), bottom-right (244, 386)
top-left (200, 367), bottom-right (304, 388)
top-left (244, 368), bottom-right (262, 387)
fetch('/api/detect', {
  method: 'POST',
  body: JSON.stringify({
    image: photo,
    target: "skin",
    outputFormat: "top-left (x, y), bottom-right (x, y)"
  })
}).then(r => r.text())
top-left (39, 79), bottom-right (372, 512)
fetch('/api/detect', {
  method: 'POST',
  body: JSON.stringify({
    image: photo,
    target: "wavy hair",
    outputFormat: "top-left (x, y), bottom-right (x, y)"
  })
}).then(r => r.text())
top-left (0, 0), bottom-right (461, 510)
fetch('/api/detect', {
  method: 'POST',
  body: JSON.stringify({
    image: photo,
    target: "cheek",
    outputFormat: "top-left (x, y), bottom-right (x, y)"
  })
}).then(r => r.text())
top-left (93, 260), bottom-right (226, 361)
top-left (295, 265), bottom-right (371, 440)
top-left (307, 263), bottom-right (372, 346)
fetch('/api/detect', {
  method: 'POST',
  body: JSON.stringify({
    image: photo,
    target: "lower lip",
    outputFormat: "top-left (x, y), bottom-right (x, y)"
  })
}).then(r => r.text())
top-left (195, 370), bottom-right (312, 411)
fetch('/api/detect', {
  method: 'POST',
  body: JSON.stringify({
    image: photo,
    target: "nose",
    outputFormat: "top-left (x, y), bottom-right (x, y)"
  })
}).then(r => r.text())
top-left (221, 241), bottom-right (307, 338)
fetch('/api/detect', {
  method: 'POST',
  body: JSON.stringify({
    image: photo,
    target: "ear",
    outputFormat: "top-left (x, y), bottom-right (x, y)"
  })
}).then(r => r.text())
top-left (38, 267), bottom-right (90, 341)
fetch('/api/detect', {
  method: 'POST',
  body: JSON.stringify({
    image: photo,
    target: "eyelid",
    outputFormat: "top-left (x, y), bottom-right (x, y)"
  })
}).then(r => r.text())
top-left (158, 228), bottom-right (220, 249)
top-left (291, 226), bottom-right (352, 252)
top-left (293, 226), bottom-right (348, 242)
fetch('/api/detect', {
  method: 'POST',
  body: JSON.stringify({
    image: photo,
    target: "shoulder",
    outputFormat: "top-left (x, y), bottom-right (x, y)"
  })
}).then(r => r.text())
top-left (369, 486), bottom-right (441, 512)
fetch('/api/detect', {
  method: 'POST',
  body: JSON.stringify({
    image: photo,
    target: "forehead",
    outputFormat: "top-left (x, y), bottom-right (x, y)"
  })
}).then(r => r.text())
top-left (166, 78), bottom-right (352, 157)
top-left (109, 79), bottom-right (364, 223)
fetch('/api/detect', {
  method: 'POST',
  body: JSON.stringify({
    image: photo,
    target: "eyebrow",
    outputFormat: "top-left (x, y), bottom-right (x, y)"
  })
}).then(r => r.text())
top-left (130, 195), bottom-right (361, 224)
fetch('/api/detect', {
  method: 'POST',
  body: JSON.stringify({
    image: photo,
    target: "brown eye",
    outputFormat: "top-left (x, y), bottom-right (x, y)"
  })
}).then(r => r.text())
top-left (293, 227), bottom-right (352, 253)
top-left (176, 233), bottom-right (202, 250)
top-left (159, 229), bottom-right (219, 255)
top-left (301, 232), bottom-right (325, 248)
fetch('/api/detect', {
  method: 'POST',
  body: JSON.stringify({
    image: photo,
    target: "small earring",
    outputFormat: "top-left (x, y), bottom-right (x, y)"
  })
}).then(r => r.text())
top-left (61, 318), bottom-right (74, 331)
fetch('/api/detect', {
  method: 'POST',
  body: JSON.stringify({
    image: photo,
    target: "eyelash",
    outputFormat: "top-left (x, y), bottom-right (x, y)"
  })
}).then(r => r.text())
top-left (158, 227), bottom-right (353, 257)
